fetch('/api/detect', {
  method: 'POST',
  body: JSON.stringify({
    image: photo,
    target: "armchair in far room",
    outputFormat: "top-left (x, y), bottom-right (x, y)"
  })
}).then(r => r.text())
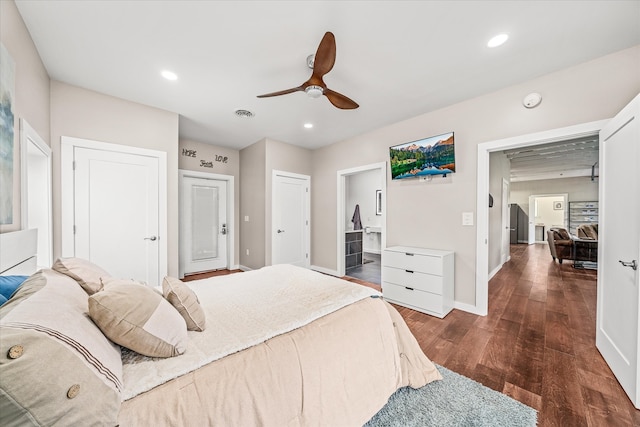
top-left (577, 223), bottom-right (598, 240)
top-left (547, 228), bottom-right (574, 264)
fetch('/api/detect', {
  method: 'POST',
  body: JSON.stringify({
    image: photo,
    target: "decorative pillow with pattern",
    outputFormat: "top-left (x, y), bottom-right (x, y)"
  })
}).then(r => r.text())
top-left (163, 276), bottom-right (206, 332)
top-left (0, 269), bottom-right (123, 426)
top-left (89, 281), bottom-right (188, 357)
top-left (52, 257), bottom-right (111, 295)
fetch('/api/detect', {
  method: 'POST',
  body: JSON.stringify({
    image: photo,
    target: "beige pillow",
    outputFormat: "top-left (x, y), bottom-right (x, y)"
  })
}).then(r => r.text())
top-left (0, 269), bottom-right (122, 426)
top-left (52, 257), bottom-right (111, 295)
top-left (89, 281), bottom-right (188, 357)
top-left (163, 276), bottom-right (206, 332)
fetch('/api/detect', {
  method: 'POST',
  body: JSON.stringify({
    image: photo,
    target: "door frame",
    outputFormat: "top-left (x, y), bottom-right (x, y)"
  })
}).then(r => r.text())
top-left (20, 118), bottom-right (52, 268)
top-left (61, 136), bottom-right (167, 279)
top-left (336, 162), bottom-right (387, 277)
top-left (500, 178), bottom-right (510, 265)
top-left (526, 193), bottom-right (569, 243)
top-left (475, 119), bottom-right (608, 315)
top-left (178, 169), bottom-right (235, 278)
top-left (271, 170), bottom-right (310, 268)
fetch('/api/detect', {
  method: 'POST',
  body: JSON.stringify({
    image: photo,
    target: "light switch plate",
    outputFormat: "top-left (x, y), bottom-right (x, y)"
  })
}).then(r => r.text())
top-left (462, 212), bottom-right (474, 226)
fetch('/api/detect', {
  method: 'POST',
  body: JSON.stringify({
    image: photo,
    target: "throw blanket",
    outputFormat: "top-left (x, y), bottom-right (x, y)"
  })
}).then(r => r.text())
top-left (121, 264), bottom-right (379, 400)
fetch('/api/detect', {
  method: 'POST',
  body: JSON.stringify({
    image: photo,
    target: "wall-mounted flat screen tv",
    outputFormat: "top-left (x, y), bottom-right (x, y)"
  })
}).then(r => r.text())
top-left (389, 132), bottom-right (455, 180)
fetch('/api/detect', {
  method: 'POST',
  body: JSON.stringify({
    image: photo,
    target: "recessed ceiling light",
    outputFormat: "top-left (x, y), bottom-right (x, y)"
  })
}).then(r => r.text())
top-left (487, 34), bottom-right (509, 48)
top-left (161, 70), bottom-right (178, 81)
top-left (304, 123), bottom-right (313, 129)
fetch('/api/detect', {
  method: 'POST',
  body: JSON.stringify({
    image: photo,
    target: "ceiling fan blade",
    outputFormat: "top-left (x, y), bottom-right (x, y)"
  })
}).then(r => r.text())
top-left (311, 32), bottom-right (336, 78)
top-left (257, 86), bottom-right (304, 98)
top-left (324, 88), bottom-right (359, 110)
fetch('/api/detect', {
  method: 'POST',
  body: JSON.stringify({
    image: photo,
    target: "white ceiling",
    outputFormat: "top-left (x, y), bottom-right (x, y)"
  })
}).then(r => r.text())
top-left (505, 137), bottom-right (599, 182)
top-left (15, 1), bottom-right (640, 151)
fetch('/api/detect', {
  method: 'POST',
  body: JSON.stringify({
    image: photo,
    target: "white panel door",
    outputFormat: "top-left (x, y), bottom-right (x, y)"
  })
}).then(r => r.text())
top-left (500, 179), bottom-right (510, 264)
top-left (596, 93), bottom-right (640, 408)
top-left (272, 172), bottom-right (310, 267)
top-left (180, 176), bottom-right (227, 275)
top-left (74, 147), bottom-right (160, 285)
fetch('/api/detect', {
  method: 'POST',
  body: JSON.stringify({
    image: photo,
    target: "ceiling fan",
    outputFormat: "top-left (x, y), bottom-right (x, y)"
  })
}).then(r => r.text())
top-left (257, 32), bottom-right (359, 110)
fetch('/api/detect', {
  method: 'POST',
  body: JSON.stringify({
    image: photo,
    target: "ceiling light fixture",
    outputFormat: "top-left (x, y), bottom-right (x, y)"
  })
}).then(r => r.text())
top-left (161, 70), bottom-right (178, 81)
top-left (305, 85), bottom-right (324, 99)
top-left (304, 123), bottom-right (313, 129)
top-left (487, 34), bottom-right (509, 48)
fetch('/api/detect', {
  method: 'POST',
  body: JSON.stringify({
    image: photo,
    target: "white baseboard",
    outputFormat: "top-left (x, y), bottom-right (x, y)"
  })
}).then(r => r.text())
top-left (453, 301), bottom-right (487, 316)
top-left (310, 265), bottom-right (340, 277)
top-left (488, 265), bottom-right (501, 280)
top-left (238, 264), bottom-right (252, 272)
top-left (363, 249), bottom-right (381, 255)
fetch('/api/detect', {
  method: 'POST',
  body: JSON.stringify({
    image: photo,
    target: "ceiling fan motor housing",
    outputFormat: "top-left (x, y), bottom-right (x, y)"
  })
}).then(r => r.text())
top-left (305, 85), bottom-right (324, 98)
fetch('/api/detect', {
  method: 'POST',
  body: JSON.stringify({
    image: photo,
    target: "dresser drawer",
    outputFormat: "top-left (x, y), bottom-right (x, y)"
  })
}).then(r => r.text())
top-left (382, 283), bottom-right (444, 315)
top-left (382, 266), bottom-right (443, 294)
top-left (383, 250), bottom-right (443, 275)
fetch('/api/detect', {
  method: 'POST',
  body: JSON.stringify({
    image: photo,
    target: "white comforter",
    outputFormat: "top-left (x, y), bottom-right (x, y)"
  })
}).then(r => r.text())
top-left (121, 264), bottom-right (379, 400)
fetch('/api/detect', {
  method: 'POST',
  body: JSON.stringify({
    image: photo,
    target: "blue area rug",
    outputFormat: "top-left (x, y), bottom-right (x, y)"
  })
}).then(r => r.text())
top-left (365, 365), bottom-right (537, 427)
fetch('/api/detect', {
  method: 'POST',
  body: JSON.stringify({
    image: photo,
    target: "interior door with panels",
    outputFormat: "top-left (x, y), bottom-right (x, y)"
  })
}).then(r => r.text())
top-left (596, 93), bottom-right (640, 408)
top-left (61, 137), bottom-right (167, 287)
top-left (272, 171), bottom-right (310, 268)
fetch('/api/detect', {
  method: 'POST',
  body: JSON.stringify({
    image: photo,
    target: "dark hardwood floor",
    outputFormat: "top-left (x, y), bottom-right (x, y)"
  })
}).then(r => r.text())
top-left (185, 245), bottom-right (639, 426)
top-left (383, 244), bottom-right (639, 427)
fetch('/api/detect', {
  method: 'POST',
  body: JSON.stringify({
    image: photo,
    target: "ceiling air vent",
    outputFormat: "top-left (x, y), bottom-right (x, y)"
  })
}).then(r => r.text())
top-left (234, 109), bottom-right (254, 118)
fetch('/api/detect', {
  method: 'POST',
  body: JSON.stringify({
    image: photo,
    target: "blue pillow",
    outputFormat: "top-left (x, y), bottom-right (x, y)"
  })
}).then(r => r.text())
top-left (0, 275), bottom-right (29, 304)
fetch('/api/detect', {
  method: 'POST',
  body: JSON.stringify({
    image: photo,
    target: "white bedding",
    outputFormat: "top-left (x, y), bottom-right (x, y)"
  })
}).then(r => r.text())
top-left (121, 264), bottom-right (379, 400)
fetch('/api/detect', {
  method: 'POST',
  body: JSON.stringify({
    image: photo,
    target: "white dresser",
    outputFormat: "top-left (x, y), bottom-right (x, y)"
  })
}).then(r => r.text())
top-left (382, 246), bottom-right (454, 318)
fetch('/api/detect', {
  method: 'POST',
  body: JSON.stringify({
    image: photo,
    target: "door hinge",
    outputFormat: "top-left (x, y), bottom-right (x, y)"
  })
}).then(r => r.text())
top-left (306, 253), bottom-right (309, 259)
top-left (306, 187), bottom-right (309, 193)
top-left (73, 225), bottom-right (76, 234)
top-left (306, 220), bottom-right (308, 225)
top-left (72, 161), bottom-right (76, 170)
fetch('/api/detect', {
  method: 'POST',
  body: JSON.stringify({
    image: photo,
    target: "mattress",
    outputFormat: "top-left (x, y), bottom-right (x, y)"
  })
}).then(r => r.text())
top-left (118, 265), bottom-right (441, 426)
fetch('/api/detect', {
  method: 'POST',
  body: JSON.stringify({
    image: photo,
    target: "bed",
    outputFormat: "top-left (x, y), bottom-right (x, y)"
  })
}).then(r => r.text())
top-left (0, 229), bottom-right (441, 426)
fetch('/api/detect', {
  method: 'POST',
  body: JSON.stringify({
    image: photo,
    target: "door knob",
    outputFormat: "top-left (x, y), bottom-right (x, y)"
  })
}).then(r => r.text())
top-left (277, 229), bottom-right (285, 234)
top-left (619, 260), bottom-right (638, 271)
top-left (144, 236), bottom-right (157, 241)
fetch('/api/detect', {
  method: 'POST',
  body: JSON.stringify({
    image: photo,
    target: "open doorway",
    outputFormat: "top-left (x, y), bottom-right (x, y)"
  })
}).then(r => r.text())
top-left (475, 119), bottom-right (607, 315)
top-left (527, 194), bottom-right (568, 244)
top-left (20, 118), bottom-right (52, 268)
top-left (336, 162), bottom-right (386, 282)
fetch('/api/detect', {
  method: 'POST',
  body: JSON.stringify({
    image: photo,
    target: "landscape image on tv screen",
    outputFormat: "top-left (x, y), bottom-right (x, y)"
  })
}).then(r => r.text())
top-left (389, 132), bottom-right (455, 180)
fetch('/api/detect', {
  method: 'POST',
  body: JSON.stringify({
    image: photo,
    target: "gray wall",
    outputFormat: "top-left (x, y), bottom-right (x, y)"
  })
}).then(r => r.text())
top-left (311, 46), bottom-right (640, 306)
top-left (50, 81), bottom-right (180, 275)
top-left (179, 139), bottom-right (240, 267)
top-left (510, 177), bottom-right (599, 214)
top-left (239, 138), bottom-right (312, 269)
top-left (239, 139), bottom-right (266, 270)
top-left (0, 0), bottom-right (50, 233)
top-left (264, 139), bottom-right (312, 265)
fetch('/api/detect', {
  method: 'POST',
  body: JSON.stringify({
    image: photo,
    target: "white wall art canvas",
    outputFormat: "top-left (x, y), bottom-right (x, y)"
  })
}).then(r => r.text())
top-left (0, 43), bottom-right (16, 225)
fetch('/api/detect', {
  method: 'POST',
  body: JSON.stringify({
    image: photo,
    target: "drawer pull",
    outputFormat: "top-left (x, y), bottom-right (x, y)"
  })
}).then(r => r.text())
top-left (405, 287), bottom-right (414, 291)
top-left (405, 252), bottom-right (414, 256)
top-left (405, 269), bottom-right (414, 273)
